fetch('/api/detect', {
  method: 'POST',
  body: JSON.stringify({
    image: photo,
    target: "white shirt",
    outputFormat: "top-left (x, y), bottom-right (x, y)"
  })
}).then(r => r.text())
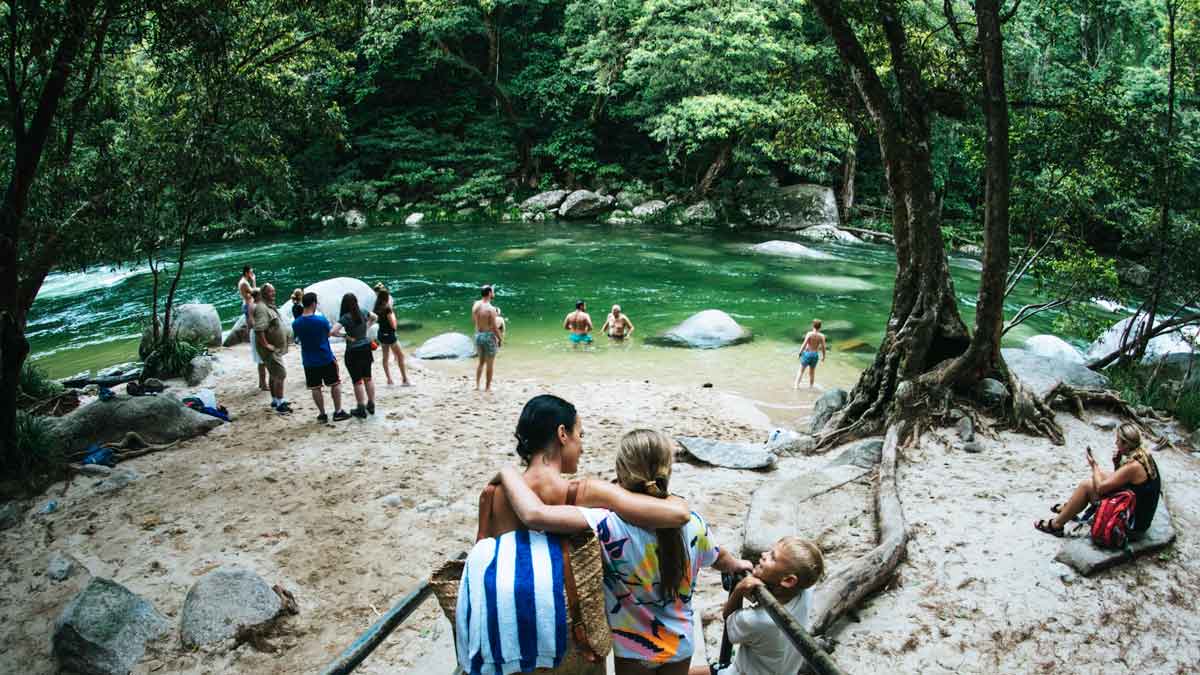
top-left (725, 588), bottom-right (812, 675)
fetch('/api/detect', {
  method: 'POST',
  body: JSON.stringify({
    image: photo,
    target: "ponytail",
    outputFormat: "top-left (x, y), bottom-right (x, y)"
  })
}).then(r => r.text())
top-left (616, 429), bottom-right (687, 601)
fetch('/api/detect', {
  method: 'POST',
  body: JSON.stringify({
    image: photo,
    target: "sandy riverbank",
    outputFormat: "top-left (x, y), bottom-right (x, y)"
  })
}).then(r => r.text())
top-left (1, 343), bottom-right (1198, 673)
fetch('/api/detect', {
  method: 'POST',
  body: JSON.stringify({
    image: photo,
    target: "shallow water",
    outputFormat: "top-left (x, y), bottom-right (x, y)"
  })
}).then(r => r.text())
top-left (29, 221), bottom-right (1113, 423)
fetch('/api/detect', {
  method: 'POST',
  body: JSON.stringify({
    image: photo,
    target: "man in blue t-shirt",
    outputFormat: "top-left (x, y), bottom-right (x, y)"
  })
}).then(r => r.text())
top-left (292, 292), bottom-right (349, 423)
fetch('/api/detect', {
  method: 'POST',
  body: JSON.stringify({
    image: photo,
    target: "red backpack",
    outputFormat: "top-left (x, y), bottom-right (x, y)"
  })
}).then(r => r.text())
top-left (1090, 490), bottom-right (1136, 549)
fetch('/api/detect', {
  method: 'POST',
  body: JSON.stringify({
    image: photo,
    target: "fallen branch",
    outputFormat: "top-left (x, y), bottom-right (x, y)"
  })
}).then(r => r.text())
top-left (839, 226), bottom-right (894, 243)
top-left (67, 432), bottom-right (179, 463)
top-left (806, 423), bottom-right (909, 635)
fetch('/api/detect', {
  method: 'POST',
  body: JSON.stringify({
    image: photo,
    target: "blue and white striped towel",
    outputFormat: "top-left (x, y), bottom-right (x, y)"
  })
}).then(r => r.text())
top-left (456, 529), bottom-right (568, 674)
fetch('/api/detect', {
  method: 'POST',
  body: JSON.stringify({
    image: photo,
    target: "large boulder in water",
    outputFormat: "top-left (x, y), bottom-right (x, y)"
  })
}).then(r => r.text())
top-left (521, 190), bottom-right (571, 213)
top-left (750, 240), bottom-right (836, 261)
top-left (414, 332), bottom-right (477, 359)
top-left (793, 225), bottom-right (862, 244)
top-left (776, 184), bottom-right (839, 230)
top-left (221, 310), bottom-right (293, 347)
top-left (304, 277), bottom-right (375, 326)
top-left (1002, 347), bottom-right (1108, 399)
top-left (138, 304), bottom-right (221, 357)
top-left (52, 577), bottom-right (170, 675)
top-left (1085, 314), bottom-right (1199, 365)
top-left (558, 190), bottom-right (615, 219)
top-left (1025, 335), bottom-right (1085, 364)
top-left (180, 566), bottom-right (282, 647)
top-left (48, 394), bottom-right (224, 454)
top-left (646, 310), bottom-right (752, 349)
top-left (632, 200), bottom-right (668, 219)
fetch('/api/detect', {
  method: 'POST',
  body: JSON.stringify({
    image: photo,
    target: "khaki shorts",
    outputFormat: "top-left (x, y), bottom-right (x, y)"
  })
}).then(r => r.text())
top-left (259, 346), bottom-right (287, 381)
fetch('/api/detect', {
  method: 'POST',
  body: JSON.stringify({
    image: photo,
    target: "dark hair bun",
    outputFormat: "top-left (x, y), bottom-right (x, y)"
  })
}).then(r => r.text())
top-left (513, 395), bottom-right (577, 464)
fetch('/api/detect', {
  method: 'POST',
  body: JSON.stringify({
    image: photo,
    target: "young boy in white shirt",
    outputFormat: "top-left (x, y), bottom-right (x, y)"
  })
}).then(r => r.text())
top-left (691, 537), bottom-right (825, 675)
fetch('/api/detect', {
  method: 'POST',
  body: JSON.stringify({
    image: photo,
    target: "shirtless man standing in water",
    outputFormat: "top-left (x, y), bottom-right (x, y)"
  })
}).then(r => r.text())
top-left (794, 319), bottom-right (827, 389)
top-left (601, 304), bottom-right (635, 340)
top-left (563, 300), bottom-right (593, 346)
top-left (238, 266), bottom-right (268, 391)
top-left (472, 285), bottom-right (502, 391)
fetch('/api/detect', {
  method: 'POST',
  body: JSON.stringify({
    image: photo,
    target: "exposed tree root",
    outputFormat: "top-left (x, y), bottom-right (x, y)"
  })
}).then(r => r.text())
top-left (1043, 383), bottom-right (1168, 447)
top-left (806, 423), bottom-right (909, 636)
top-left (1006, 374), bottom-right (1064, 445)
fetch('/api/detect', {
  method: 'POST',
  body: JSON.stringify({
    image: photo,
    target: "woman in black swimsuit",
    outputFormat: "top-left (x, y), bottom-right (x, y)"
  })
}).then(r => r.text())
top-left (373, 284), bottom-right (410, 386)
top-left (1036, 424), bottom-right (1161, 537)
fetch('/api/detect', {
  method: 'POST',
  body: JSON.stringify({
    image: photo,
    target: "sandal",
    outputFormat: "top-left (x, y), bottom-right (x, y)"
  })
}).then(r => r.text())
top-left (1035, 519), bottom-right (1064, 537)
top-left (1050, 503), bottom-right (1063, 514)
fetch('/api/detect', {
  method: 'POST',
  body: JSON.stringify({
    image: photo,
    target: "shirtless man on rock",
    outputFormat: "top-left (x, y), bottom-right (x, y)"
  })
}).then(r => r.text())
top-left (563, 300), bottom-right (593, 346)
top-left (472, 285), bottom-right (502, 391)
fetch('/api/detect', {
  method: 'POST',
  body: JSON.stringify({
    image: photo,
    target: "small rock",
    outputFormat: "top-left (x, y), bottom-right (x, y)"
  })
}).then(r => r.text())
top-left (181, 566), bottom-right (283, 647)
top-left (1091, 416), bottom-right (1119, 431)
top-left (78, 464), bottom-right (113, 477)
top-left (811, 388), bottom-right (849, 433)
top-left (48, 551), bottom-right (85, 582)
top-left (961, 441), bottom-right (983, 454)
top-left (405, 212), bottom-right (425, 226)
top-left (631, 200), bottom-right (668, 218)
top-left (416, 500), bottom-right (444, 513)
top-left (380, 494), bottom-right (403, 508)
top-left (701, 382), bottom-right (713, 388)
top-left (956, 416), bottom-right (975, 442)
top-left (185, 355), bottom-right (212, 386)
top-left (0, 501), bottom-right (22, 531)
top-left (53, 578), bottom-right (170, 675)
top-left (975, 378), bottom-right (1010, 407)
top-left (95, 469), bottom-right (140, 495)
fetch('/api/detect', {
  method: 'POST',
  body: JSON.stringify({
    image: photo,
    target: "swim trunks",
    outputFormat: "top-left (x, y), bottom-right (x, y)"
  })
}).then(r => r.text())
top-left (800, 351), bottom-right (819, 367)
top-left (475, 330), bottom-right (498, 357)
top-left (569, 333), bottom-right (593, 344)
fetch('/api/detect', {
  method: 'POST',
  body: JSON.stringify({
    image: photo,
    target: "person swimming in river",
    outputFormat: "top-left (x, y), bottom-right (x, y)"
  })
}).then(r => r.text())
top-left (793, 319), bottom-right (827, 389)
top-left (564, 300), bottom-right (593, 345)
top-left (601, 304), bottom-right (635, 340)
top-left (472, 285), bottom-right (502, 391)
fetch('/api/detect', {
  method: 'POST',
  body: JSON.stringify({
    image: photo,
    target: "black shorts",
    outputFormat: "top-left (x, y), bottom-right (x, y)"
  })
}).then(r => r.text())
top-left (304, 361), bottom-right (340, 389)
top-left (378, 331), bottom-right (397, 345)
top-left (345, 347), bottom-right (374, 383)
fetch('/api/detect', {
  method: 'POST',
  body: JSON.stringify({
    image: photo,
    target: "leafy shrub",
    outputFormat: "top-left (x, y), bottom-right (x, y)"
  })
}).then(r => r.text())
top-left (142, 336), bottom-right (207, 380)
top-left (1106, 364), bottom-right (1200, 430)
top-left (1174, 385), bottom-right (1200, 431)
top-left (14, 410), bottom-right (63, 489)
top-left (19, 361), bottom-right (64, 401)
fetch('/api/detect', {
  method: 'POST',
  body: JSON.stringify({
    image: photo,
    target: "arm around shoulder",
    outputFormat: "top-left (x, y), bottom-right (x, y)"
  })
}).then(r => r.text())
top-left (496, 467), bottom-right (589, 533)
top-left (578, 479), bottom-right (690, 528)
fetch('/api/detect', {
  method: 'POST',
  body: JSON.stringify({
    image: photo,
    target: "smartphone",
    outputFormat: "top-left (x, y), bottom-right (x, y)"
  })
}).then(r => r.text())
top-left (1086, 446), bottom-right (1094, 459)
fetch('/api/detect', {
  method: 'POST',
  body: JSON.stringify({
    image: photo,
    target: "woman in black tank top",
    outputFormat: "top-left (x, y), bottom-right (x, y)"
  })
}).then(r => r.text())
top-left (373, 284), bottom-right (410, 386)
top-left (1036, 423), bottom-right (1162, 537)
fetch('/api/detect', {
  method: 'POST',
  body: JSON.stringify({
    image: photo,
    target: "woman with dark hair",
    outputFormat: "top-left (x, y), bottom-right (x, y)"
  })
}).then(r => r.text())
top-left (332, 293), bottom-right (377, 419)
top-left (372, 284), bottom-right (410, 386)
top-left (497, 428), bottom-right (750, 674)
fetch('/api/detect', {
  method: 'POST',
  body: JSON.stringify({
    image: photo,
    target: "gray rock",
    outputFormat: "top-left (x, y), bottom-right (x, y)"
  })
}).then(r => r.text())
top-left (810, 388), bottom-right (849, 433)
top-left (743, 462), bottom-right (871, 560)
top-left (955, 244), bottom-right (984, 257)
top-left (1091, 416), bottom-right (1120, 431)
top-left (344, 209), bottom-right (367, 228)
top-left (558, 190), bottom-right (615, 219)
top-left (521, 190), bottom-right (571, 213)
top-left (49, 395), bottom-right (223, 454)
top-left (304, 277), bottom-right (376, 328)
top-left (771, 434), bottom-right (816, 456)
top-left (976, 378), bottom-right (1010, 407)
top-left (138, 304), bottom-right (222, 357)
top-left (180, 566), bottom-right (283, 647)
top-left (405, 212), bottom-right (425, 226)
top-left (380, 494), bottom-right (403, 508)
top-left (773, 184), bottom-right (839, 230)
top-left (1055, 502), bottom-right (1176, 576)
top-left (825, 438), bottom-right (884, 470)
top-left (956, 416), bottom-right (975, 442)
top-left (1003, 347), bottom-right (1109, 399)
top-left (414, 332), bottom-right (477, 360)
top-left (646, 310), bottom-right (752, 349)
top-left (675, 437), bottom-right (777, 470)
top-left (0, 501), bottom-right (22, 531)
top-left (1157, 352), bottom-right (1200, 383)
top-left (606, 210), bottom-right (636, 226)
top-left (52, 577), bottom-right (170, 675)
top-left (682, 201), bottom-right (717, 223)
top-left (961, 441), bottom-right (983, 454)
top-left (94, 469), bottom-right (140, 495)
top-left (1085, 315), bottom-right (1199, 365)
top-left (749, 240), bottom-right (837, 261)
top-left (631, 200), bottom-right (668, 218)
top-left (1117, 261), bottom-right (1152, 288)
top-left (185, 355), bottom-right (212, 386)
top-left (1025, 335), bottom-right (1086, 364)
top-left (48, 551), bottom-right (86, 582)
top-left (222, 314), bottom-right (249, 347)
top-left (793, 225), bottom-right (863, 244)
top-left (78, 464), bottom-right (113, 477)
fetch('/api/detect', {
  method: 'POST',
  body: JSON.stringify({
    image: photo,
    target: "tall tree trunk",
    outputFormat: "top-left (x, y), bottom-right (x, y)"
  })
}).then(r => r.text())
top-left (838, 139), bottom-right (857, 224)
top-left (697, 141), bottom-right (732, 197)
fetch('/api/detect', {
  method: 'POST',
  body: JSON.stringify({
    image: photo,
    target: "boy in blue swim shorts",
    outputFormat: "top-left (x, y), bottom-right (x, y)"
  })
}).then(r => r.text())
top-left (563, 300), bottom-right (594, 346)
top-left (793, 319), bottom-right (827, 389)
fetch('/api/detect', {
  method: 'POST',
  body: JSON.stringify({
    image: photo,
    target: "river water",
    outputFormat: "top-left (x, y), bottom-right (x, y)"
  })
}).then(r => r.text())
top-left (28, 221), bottom-right (1109, 424)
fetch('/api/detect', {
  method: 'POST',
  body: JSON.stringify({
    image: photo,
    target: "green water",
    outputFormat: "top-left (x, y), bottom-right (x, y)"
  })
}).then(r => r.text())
top-left (29, 221), bottom-right (1113, 417)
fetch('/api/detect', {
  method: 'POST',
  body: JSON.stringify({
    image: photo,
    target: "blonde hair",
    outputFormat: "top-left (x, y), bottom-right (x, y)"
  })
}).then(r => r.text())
top-left (615, 429), bottom-right (686, 600)
top-left (777, 537), bottom-right (825, 589)
top-left (1116, 423), bottom-right (1141, 452)
top-left (290, 288), bottom-right (303, 302)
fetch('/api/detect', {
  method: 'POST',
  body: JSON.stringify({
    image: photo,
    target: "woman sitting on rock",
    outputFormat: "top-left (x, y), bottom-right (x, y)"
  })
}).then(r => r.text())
top-left (497, 427), bottom-right (752, 674)
top-left (1035, 423), bottom-right (1161, 537)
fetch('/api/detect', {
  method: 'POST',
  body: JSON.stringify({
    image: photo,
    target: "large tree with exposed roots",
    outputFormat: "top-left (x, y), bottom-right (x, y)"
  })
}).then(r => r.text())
top-left (808, 0), bottom-right (1062, 448)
